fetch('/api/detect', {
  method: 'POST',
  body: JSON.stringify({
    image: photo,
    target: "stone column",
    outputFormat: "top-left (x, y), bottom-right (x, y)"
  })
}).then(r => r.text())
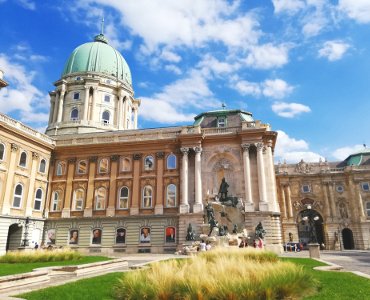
top-left (280, 185), bottom-right (287, 219)
top-left (241, 143), bottom-right (254, 212)
top-left (266, 140), bottom-right (279, 212)
top-left (130, 153), bottom-right (141, 215)
top-left (117, 95), bottom-right (124, 130)
top-left (83, 86), bottom-right (90, 122)
top-left (52, 92), bottom-right (59, 124)
top-left (56, 88), bottom-right (66, 123)
top-left (133, 107), bottom-right (138, 129)
top-left (285, 184), bottom-right (293, 219)
top-left (322, 182), bottom-right (331, 218)
top-left (327, 182), bottom-right (336, 219)
top-left (355, 183), bottom-right (366, 218)
top-left (2, 144), bottom-right (19, 214)
top-left (48, 93), bottom-right (56, 124)
top-left (123, 97), bottom-right (128, 129)
top-left (256, 142), bottom-right (268, 211)
top-left (84, 156), bottom-right (97, 217)
top-left (90, 87), bottom-right (97, 122)
top-left (180, 147), bottom-right (189, 213)
top-left (155, 152), bottom-right (164, 214)
top-left (25, 152), bottom-right (39, 216)
top-left (62, 158), bottom-right (76, 218)
top-left (193, 146), bottom-right (203, 213)
top-left (106, 155), bottom-right (118, 217)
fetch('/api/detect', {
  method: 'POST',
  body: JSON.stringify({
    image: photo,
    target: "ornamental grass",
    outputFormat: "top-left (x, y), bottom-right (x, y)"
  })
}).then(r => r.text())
top-left (0, 249), bottom-right (82, 263)
top-left (114, 248), bottom-right (318, 300)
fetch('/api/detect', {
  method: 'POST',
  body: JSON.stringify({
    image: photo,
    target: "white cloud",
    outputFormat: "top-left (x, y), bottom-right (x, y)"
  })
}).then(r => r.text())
top-left (338, 0), bottom-right (370, 23)
top-left (245, 43), bottom-right (290, 69)
top-left (262, 79), bottom-right (294, 99)
top-left (139, 70), bottom-right (219, 123)
top-left (318, 40), bottom-right (350, 61)
top-left (272, 102), bottom-right (311, 118)
top-left (0, 54), bottom-right (49, 126)
top-left (232, 80), bottom-right (261, 97)
top-left (302, 18), bottom-right (326, 37)
top-left (16, 0), bottom-right (35, 10)
top-left (272, 0), bottom-right (305, 15)
top-left (104, 23), bottom-right (132, 51)
top-left (198, 55), bottom-right (238, 76)
top-left (275, 130), bottom-right (323, 163)
top-left (332, 144), bottom-right (365, 160)
top-left (161, 50), bottom-right (182, 63)
top-left (164, 64), bottom-right (182, 75)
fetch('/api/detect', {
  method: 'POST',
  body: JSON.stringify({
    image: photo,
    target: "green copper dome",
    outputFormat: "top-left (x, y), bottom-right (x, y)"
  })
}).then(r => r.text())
top-left (62, 34), bottom-right (132, 85)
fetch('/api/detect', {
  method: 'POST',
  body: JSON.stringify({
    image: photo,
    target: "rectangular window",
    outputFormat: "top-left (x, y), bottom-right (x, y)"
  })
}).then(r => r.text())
top-left (361, 182), bottom-right (370, 191)
top-left (34, 199), bottom-right (42, 210)
top-left (217, 117), bottom-right (226, 128)
top-left (302, 185), bottom-right (311, 193)
top-left (73, 92), bottom-right (80, 100)
top-left (104, 94), bottom-right (111, 102)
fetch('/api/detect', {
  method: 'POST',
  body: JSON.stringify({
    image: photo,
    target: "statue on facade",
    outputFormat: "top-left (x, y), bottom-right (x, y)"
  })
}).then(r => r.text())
top-left (255, 222), bottom-right (266, 239)
top-left (186, 223), bottom-right (195, 241)
top-left (219, 177), bottom-right (229, 201)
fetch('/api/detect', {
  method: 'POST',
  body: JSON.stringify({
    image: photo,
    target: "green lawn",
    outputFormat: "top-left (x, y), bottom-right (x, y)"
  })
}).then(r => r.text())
top-left (0, 256), bottom-right (110, 277)
top-left (18, 258), bottom-right (370, 300)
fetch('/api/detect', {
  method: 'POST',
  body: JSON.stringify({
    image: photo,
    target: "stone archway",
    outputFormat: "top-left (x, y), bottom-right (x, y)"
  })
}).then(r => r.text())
top-left (6, 223), bottom-right (22, 251)
top-left (342, 228), bottom-right (355, 250)
top-left (297, 209), bottom-right (325, 248)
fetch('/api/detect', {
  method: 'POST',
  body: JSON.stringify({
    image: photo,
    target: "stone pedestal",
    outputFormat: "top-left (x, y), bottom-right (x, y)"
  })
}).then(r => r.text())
top-left (83, 208), bottom-right (92, 217)
top-left (244, 203), bottom-right (254, 212)
top-left (154, 204), bottom-right (163, 215)
top-left (61, 208), bottom-right (70, 218)
top-left (193, 203), bottom-right (204, 213)
top-left (259, 202), bottom-right (269, 211)
top-left (106, 207), bottom-right (115, 217)
top-left (179, 204), bottom-right (189, 214)
top-left (308, 243), bottom-right (320, 259)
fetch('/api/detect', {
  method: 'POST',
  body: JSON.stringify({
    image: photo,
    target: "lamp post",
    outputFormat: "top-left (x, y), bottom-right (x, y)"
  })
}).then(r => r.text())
top-left (301, 205), bottom-right (320, 258)
top-left (17, 217), bottom-right (35, 248)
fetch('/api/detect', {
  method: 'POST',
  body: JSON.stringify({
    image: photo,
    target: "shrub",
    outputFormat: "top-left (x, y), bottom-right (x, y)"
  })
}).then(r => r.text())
top-left (114, 248), bottom-right (318, 300)
top-left (0, 249), bottom-right (82, 263)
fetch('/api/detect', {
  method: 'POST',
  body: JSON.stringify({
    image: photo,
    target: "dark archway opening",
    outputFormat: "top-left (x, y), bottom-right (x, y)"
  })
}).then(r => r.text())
top-left (342, 228), bottom-right (355, 250)
top-left (6, 223), bottom-right (22, 251)
top-left (297, 209), bottom-right (325, 249)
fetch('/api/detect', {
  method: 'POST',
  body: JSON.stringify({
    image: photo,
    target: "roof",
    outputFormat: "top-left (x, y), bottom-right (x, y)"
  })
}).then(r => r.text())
top-left (194, 109), bottom-right (254, 122)
top-left (345, 148), bottom-right (370, 166)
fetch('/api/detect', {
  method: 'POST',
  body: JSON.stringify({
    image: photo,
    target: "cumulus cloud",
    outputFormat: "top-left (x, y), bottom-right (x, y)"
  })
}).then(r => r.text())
top-left (0, 54), bottom-right (49, 126)
top-left (245, 43), bottom-right (290, 69)
top-left (197, 55), bottom-right (238, 76)
top-left (318, 40), bottom-right (350, 61)
top-left (231, 79), bottom-right (293, 99)
top-left (332, 144), bottom-right (365, 160)
top-left (16, 0), bottom-right (35, 10)
top-left (272, 102), bottom-right (311, 118)
top-left (164, 64), bottom-right (182, 75)
top-left (338, 0), bottom-right (370, 23)
top-left (272, 0), bottom-right (305, 15)
top-left (161, 50), bottom-right (182, 63)
top-left (275, 130), bottom-right (324, 163)
top-left (232, 80), bottom-right (261, 97)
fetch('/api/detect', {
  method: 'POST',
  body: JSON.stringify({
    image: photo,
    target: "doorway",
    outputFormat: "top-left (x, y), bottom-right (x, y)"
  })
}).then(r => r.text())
top-left (6, 223), bottom-right (22, 251)
top-left (297, 209), bottom-right (324, 248)
top-left (342, 228), bottom-right (355, 249)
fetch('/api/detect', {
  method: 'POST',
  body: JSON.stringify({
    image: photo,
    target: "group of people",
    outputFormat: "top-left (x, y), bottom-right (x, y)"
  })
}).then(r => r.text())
top-left (198, 240), bottom-right (212, 252)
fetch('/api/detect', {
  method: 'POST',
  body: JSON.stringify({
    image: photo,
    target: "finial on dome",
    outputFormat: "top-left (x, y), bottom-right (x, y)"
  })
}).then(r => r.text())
top-left (94, 16), bottom-right (108, 44)
top-left (101, 16), bottom-right (104, 35)
top-left (221, 102), bottom-right (226, 110)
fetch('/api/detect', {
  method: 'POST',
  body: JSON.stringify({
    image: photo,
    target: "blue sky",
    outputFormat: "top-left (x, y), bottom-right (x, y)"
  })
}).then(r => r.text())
top-left (0, 0), bottom-right (370, 163)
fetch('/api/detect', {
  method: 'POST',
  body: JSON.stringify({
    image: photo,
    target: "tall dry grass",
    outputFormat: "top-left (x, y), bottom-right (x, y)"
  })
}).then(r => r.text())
top-left (0, 249), bottom-right (82, 263)
top-left (114, 248), bottom-right (318, 300)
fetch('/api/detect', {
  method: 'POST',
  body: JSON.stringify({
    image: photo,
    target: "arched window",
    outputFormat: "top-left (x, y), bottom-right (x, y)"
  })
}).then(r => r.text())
top-left (73, 189), bottom-right (84, 210)
top-left (167, 154), bottom-right (176, 169)
top-left (166, 184), bottom-right (177, 207)
top-left (70, 108), bottom-right (79, 120)
top-left (121, 157), bottom-right (131, 172)
top-left (0, 143), bottom-right (5, 161)
top-left (34, 188), bottom-right (43, 210)
top-left (142, 185), bottom-right (153, 208)
top-left (19, 151), bottom-right (27, 167)
top-left (367, 202), bottom-right (370, 217)
top-left (99, 158), bottom-right (109, 174)
top-left (102, 110), bottom-right (110, 124)
top-left (39, 159), bottom-right (46, 173)
top-left (56, 162), bottom-right (65, 176)
top-left (51, 191), bottom-right (61, 211)
top-left (144, 155), bottom-right (154, 170)
top-left (95, 187), bottom-right (106, 210)
top-left (118, 186), bottom-right (129, 209)
top-left (77, 160), bottom-right (87, 174)
top-left (13, 184), bottom-right (23, 208)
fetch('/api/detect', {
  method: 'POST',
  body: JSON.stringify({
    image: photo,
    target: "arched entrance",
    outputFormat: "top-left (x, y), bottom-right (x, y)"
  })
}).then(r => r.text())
top-left (6, 223), bottom-right (22, 251)
top-left (297, 209), bottom-right (324, 248)
top-left (342, 228), bottom-right (354, 249)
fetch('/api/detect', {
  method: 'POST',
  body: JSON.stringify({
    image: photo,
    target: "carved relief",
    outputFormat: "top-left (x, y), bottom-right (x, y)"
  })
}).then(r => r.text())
top-left (133, 153), bottom-right (142, 160)
top-left (338, 201), bottom-right (349, 219)
top-left (156, 152), bottom-right (165, 159)
top-left (295, 159), bottom-right (312, 173)
top-left (11, 143), bottom-right (18, 152)
top-left (32, 152), bottom-right (39, 159)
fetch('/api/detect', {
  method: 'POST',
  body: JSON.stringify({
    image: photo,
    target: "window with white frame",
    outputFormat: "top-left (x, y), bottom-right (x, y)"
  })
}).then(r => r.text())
top-left (70, 108), bottom-right (79, 121)
top-left (118, 186), bottom-right (129, 209)
top-left (77, 160), bottom-right (87, 174)
top-left (167, 154), bottom-right (176, 169)
top-left (95, 187), bottom-right (106, 210)
top-left (144, 155), bottom-right (154, 171)
top-left (13, 184), bottom-right (23, 208)
top-left (19, 151), bottom-right (27, 167)
top-left (0, 143), bottom-right (5, 161)
top-left (39, 159), bottom-right (46, 173)
top-left (56, 162), bottom-right (65, 176)
top-left (301, 184), bottom-right (311, 193)
top-left (166, 184), bottom-right (176, 207)
top-left (142, 185), bottom-right (152, 208)
top-left (73, 92), bottom-right (80, 100)
top-left (99, 158), bottom-right (109, 174)
top-left (51, 191), bottom-right (61, 211)
top-left (366, 202), bottom-right (370, 217)
top-left (102, 110), bottom-right (110, 124)
top-left (361, 182), bottom-right (370, 191)
top-left (104, 94), bottom-right (111, 102)
top-left (34, 188), bottom-right (43, 210)
top-left (217, 117), bottom-right (226, 128)
top-left (73, 189), bottom-right (84, 211)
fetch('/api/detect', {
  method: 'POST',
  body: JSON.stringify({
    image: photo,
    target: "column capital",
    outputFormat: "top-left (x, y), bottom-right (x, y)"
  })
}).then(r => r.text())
top-left (89, 156), bottom-right (98, 163)
top-left (32, 152), bottom-right (39, 160)
top-left (84, 85), bottom-right (91, 90)
top-left (11, 143), bottom-right (19, 152)
top-left (68, 157), bottom-right (77, 164)
top-left (133, 153), bottom-right (142, 160)
top-left (193, 146), bottom-right (202, 153)
top-left (156, 151), bottom-right (165, 159)
top-left (111, 155), bottom-right (119, 161)
top-left (241, 143), bottom-right (251, 152)
top-left (255, 142), bottom-right (265, 152)
top-left (180, 147), bottom-right (189, 155)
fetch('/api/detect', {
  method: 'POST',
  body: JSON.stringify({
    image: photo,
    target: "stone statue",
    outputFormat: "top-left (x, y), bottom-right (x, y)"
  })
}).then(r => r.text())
top-left (289, 232), bottom-right (293, 242)
top-left (205, 202), bottom-right (215, 223)
top-left (255, 222), bottom-right (266, 239)
top-left (186, 223), bottom-right (195, 241)
top-left (219, 177), bottom-right (229, 201)
top-left (232, 224), bottom-right (238, 234)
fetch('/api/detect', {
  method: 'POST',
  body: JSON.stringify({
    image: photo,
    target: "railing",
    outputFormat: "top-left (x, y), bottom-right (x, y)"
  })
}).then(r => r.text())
top-left (201, 127), bottom-right (240, 135)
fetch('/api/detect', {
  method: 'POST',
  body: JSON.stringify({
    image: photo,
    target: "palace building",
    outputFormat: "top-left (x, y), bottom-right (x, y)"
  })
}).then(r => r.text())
top-left (0, 33), bottom-right (369, 255)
